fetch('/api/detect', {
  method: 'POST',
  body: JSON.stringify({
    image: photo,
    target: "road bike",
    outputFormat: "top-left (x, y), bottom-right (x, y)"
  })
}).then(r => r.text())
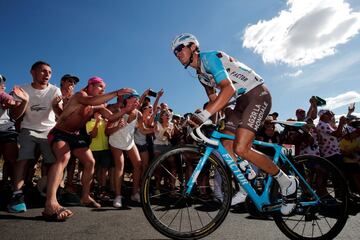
top-left (141, 120), bottom-right (349, 239)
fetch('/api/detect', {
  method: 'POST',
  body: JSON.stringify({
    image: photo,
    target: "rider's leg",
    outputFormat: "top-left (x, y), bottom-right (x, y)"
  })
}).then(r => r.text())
top-left (234, 128), bottom-right (298, 214)
top-left (221, 129), bottom-right (247, 205)
top-left (234, 128), bottom-right (278, 174)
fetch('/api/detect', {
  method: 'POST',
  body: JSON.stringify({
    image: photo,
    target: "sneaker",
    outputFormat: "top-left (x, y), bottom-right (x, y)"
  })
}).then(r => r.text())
top-left (231, 191), bottom-right (247, 206)
top-left (281, 176), bottom-right (299, 215)
top-left (113, 195), bottom-right (122, 208)
top-left (131, 192), bottom-right (141, 203)
top-left (7, 193), bottom-right (27, 213)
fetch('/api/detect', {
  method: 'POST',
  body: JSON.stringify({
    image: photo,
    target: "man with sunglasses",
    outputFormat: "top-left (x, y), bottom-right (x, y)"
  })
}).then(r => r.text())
top-left (171, 33), bottom-right (298, 215)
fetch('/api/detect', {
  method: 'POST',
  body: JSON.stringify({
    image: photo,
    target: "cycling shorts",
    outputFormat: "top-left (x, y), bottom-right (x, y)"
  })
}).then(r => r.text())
top-left (224, 84), bottom-right (272, 134)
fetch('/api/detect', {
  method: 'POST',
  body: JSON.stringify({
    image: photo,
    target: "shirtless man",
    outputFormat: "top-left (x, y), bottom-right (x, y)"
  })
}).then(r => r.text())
top-left (43, 76), bottom-right (134, 221)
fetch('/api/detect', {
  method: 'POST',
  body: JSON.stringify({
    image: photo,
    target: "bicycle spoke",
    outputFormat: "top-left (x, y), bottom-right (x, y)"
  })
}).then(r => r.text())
top-left (273, 155), bottom-right (348, 239)
top-left (314, 218), bottom-right (324, 236)
top-left (141, 146), bottom-right (231, 239)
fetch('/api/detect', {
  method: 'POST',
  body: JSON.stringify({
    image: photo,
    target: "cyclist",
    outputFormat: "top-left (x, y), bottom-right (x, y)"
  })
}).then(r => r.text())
top-left (171, 33), bottom-right (298, 215)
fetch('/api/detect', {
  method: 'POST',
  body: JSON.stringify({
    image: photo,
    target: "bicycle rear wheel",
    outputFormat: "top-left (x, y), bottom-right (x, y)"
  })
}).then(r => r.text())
top-left (273, 155), bottom-right (348, 240)
top-left (141, 145), bottom-right (232, 240)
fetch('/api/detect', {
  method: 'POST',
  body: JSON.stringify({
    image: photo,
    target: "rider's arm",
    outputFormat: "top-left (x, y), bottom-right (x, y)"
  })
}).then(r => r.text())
top-left (200, 82), bottom-right (217, 102)
top-left (200, 52), bottom-right (235, 116)
top-left (203, 79), bottom-right (235, 116)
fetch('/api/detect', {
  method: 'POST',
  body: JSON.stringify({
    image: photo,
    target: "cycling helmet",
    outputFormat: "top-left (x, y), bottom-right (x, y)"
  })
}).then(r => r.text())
top-left (171, 33), bottom-right (199, 52)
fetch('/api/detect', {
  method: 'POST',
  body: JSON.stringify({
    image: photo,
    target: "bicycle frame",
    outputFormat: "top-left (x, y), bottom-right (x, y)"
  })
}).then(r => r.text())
top-left (185, 129), bottom-right (321, 212)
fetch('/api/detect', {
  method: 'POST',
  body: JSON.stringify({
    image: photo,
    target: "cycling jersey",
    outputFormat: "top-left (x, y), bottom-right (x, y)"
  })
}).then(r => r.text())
top-left (197, 51), bottom-right (263, 96)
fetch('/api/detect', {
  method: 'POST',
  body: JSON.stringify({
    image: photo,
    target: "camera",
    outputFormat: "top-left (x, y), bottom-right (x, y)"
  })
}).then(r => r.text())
top-left (313, 96), bottom-right (326, 107)
top-left (148, 89), bottom-right (157, 97)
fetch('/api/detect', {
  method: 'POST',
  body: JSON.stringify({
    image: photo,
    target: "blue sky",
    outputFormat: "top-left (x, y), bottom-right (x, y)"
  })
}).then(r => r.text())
top-left (1, 0), bottom-right (360, 119)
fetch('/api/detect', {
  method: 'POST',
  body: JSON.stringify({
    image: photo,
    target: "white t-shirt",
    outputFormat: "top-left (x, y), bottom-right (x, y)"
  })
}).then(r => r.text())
top-left (21, 83), bottom-right (61, 132)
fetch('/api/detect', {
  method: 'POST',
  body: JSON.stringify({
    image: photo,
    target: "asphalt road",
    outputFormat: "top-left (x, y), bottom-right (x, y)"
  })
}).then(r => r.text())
top-left (1, 203), bottom-right (359, 240)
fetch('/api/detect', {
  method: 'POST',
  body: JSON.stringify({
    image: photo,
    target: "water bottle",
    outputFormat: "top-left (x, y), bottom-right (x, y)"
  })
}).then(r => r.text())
top-left (237, 159), bottom-right (257, 180)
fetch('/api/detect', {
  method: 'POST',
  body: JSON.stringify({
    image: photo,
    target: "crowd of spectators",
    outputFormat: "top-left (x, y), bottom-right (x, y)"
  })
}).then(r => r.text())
top-left (1, 61), bottom-right (360, 221)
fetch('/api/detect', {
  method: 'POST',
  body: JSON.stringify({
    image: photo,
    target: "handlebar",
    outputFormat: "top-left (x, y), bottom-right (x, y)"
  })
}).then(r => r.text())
top-left (190, 120), bottom-right (219, 146)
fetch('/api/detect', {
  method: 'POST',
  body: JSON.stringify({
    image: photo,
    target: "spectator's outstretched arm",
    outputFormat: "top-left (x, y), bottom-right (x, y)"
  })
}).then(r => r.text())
top-left (76, 88), bottom-right (134, 107)
top-left (52, 95), bottom-right (63, 118)
top-left (137, 112), bottom-right (154, 134)
top-left (149, 89), bottom-right (164, 125)
top-left (138, 89), bottom-right (150, 109)
top-left (331, 116), bottom-right (347, 138)
top-left (9, 86), bottom-right (29, 120)
top-left (105, 118), bottom-right (126, 136)
top-left (306, 96), bottom-right (318, 120)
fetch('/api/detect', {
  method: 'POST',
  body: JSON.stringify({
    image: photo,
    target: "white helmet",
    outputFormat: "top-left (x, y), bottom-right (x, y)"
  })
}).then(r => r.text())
top-left (171, 33), bottom-right (199, 52)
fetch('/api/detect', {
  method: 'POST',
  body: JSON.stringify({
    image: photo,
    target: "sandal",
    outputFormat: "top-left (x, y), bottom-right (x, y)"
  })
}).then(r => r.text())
top-left (42, 207), bottom-right (73, 222)
top-left (80, 199), bottom-right (101, 208)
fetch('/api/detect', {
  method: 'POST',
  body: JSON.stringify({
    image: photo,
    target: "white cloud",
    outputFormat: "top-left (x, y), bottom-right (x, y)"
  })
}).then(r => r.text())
top-left (283, 69), bottom-right (303, 77)
top-left (287, 51), bottom-right (360, 89)
top-left (243, 0), bottom-right (360, 66)
top-left (322, 91), bottom-right (360, 110)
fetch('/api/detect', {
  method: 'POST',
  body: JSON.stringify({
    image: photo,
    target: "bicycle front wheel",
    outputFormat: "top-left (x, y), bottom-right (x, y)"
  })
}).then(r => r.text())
top-left (141, 145), bottom-right (232, 240)
top-left (273, 155), bottom-right (349, 240)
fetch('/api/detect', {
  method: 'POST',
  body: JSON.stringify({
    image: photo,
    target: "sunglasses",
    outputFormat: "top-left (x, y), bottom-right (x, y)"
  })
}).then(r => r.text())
top-left (173, 44), bottom-right (186, 55)
top-left (65, 78), bottom-right (77, 85)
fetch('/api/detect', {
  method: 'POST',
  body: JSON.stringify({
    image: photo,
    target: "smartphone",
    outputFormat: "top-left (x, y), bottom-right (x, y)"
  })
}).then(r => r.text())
top-left (148, 89), bottom-right (157, 97)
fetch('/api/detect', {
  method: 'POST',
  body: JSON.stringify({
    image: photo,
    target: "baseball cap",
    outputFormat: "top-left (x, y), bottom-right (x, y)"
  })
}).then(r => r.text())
top-left (88, 76), bottom-right (105, 86)
top-left (61, 74), bottom-right (79, 83)
top-left (123, 90), bottom-right (140, 100)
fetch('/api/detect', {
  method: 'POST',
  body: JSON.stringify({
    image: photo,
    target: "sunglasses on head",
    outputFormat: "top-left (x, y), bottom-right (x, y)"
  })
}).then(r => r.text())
top-left (173, 44), bottom-right (186, 55)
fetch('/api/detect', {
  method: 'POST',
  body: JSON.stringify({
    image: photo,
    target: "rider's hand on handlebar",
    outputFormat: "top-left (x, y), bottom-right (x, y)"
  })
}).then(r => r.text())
top-left (190, 109), bottom-right (211, 126)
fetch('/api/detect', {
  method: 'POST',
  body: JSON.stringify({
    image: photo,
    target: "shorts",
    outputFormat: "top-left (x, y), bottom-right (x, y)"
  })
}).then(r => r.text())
top-left (93, 150), bottom-right (114, 168)
top-left (48, 128), bottom-right (89, 151)
top-left (0, 129), bottom-right (18, 144)
top-left (153, 144), bottom-right (172, 155)
top-left (224, 84), bottom-right (272, 134)
top-left (136, 143), bottom-right (148, 153)
top-left (18, 128), bottom-right (55, 164)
